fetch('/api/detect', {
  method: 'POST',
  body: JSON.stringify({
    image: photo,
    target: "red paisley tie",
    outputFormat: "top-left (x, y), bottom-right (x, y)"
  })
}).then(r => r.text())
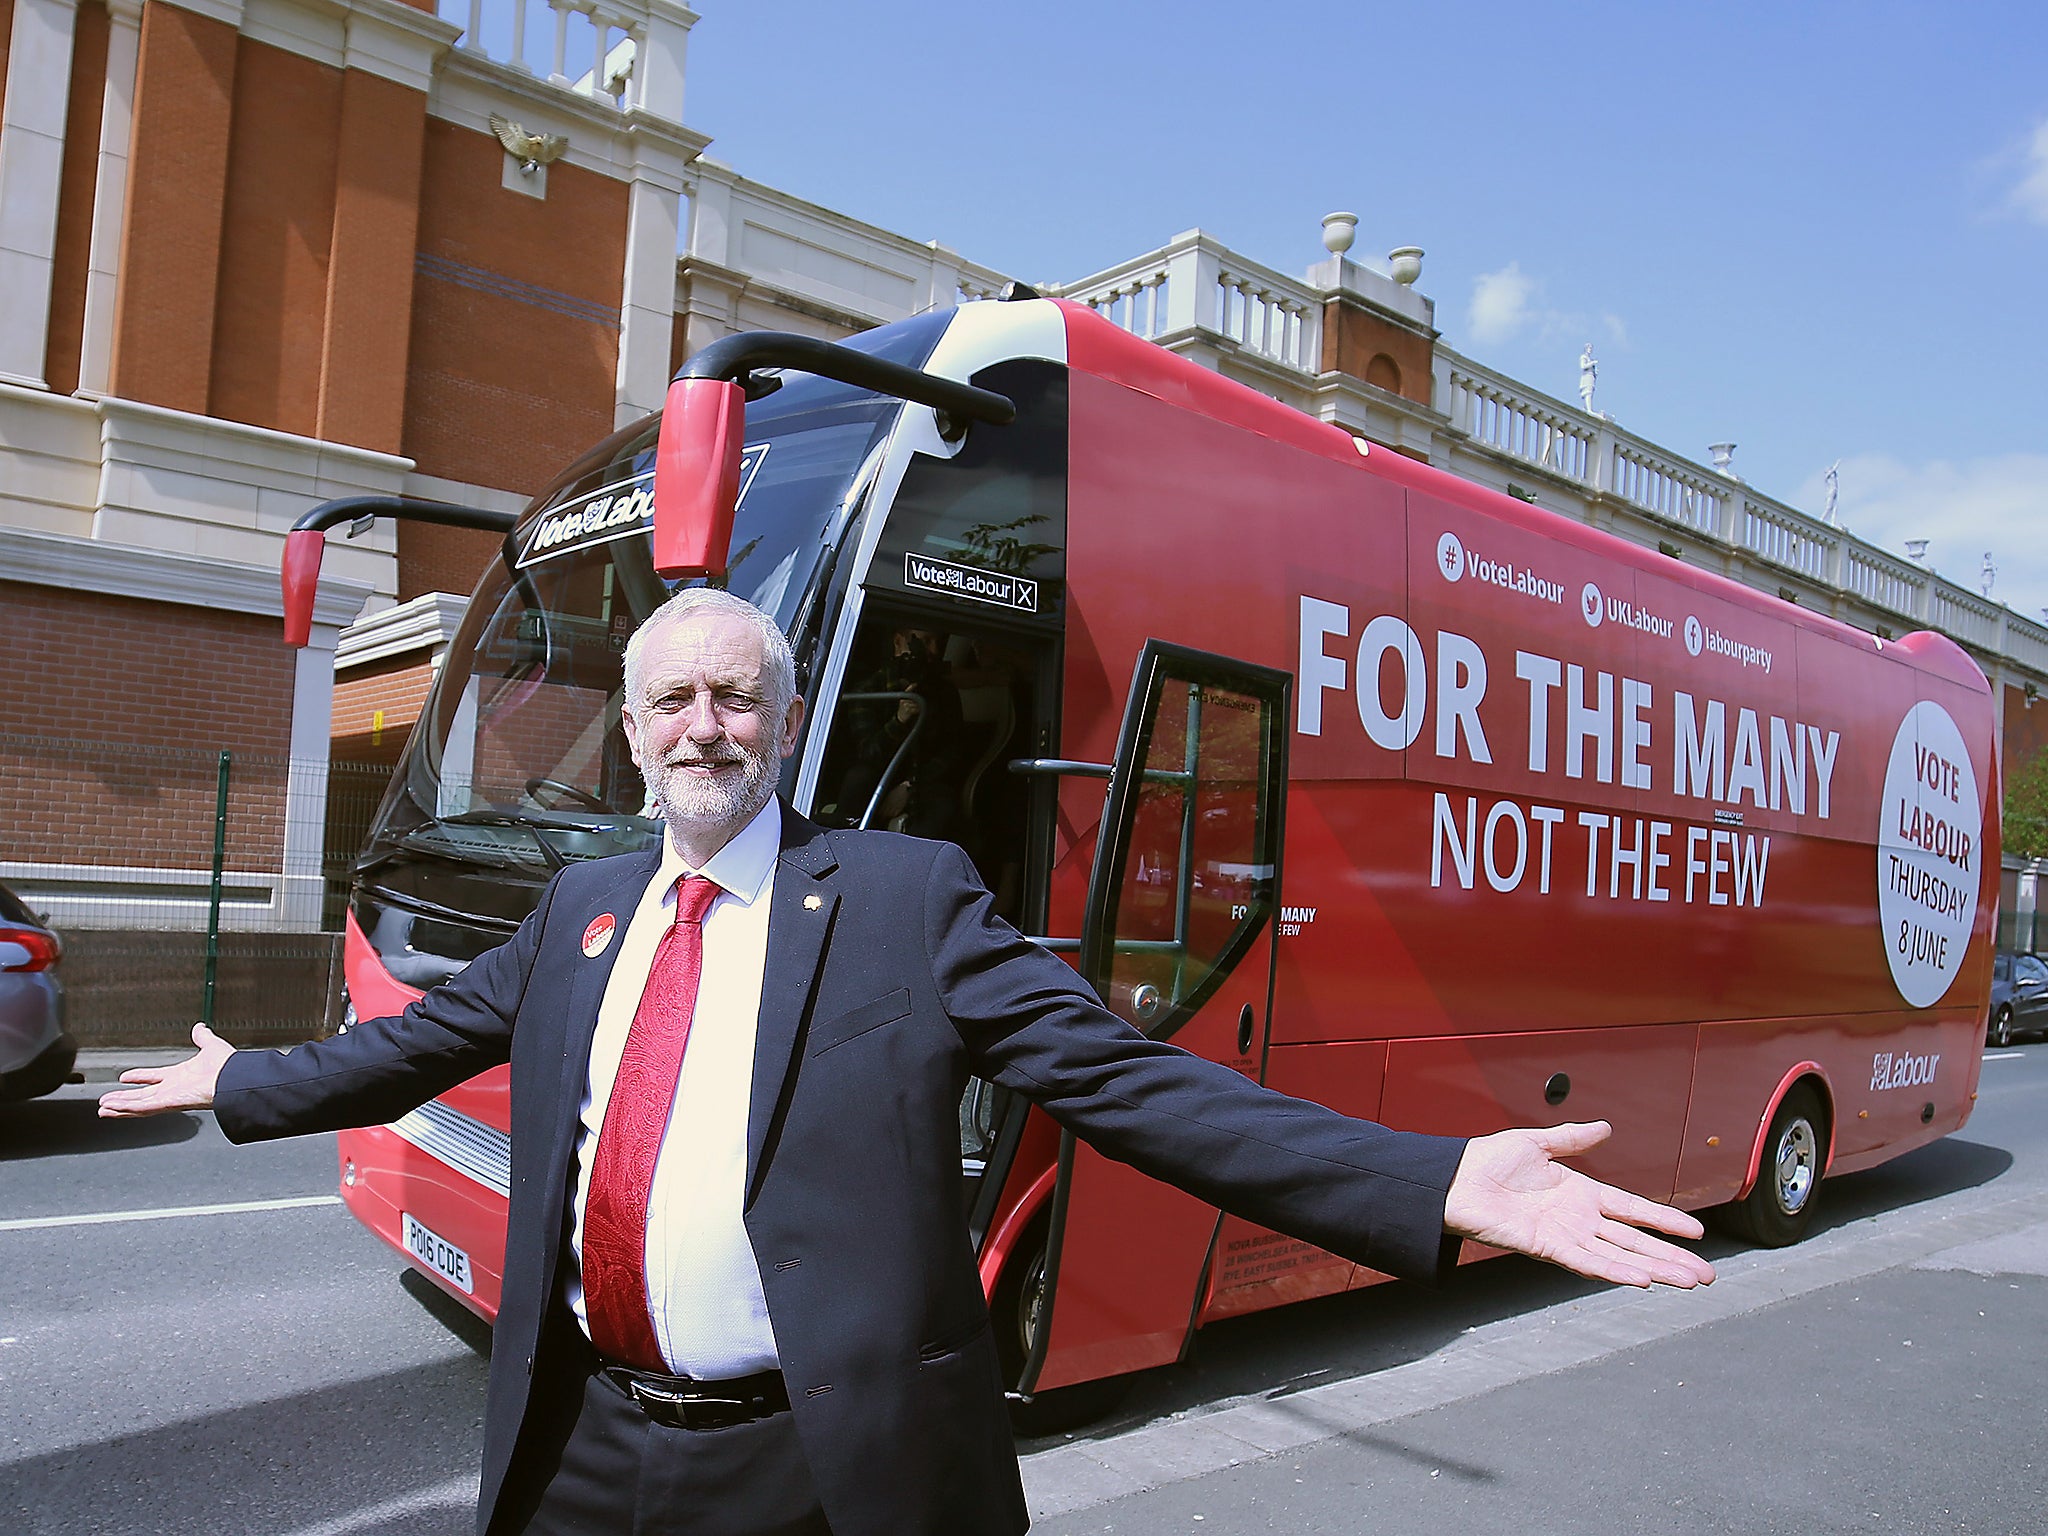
top-left (582, 874), bottom-right (722, 1370)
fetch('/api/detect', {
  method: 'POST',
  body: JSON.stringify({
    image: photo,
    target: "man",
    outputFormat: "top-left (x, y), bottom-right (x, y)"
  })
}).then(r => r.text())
top-left (103, 588), bottom-right (1714, 1536)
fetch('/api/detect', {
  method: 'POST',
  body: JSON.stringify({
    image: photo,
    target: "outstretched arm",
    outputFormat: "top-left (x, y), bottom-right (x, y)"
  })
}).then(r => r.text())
top-left (98, 1022), bottom-right (234, 1118)
top-left (96, 870), bottom-right (563, 1139)
top-left (1444, 1120), bottom-right (1715, 1288)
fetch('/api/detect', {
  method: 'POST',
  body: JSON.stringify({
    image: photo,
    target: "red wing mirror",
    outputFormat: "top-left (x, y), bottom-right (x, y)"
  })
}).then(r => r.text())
top-left (276, 498), bottom-right (517, 648)
top-left (282, 527), bottom-right (326, 648)
top-left (652, 376), bottom-right (747, 580)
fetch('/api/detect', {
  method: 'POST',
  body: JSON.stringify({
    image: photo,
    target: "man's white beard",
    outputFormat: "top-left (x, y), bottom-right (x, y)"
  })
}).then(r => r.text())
top-left (650, 737), bottom-right (777, 839)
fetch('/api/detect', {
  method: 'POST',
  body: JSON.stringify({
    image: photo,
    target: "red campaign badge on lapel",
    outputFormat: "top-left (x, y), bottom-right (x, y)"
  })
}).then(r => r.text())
top-left (582, 913), bottom-right (617, 958)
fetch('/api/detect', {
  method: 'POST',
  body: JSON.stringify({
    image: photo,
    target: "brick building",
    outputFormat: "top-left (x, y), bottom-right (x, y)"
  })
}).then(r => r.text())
top-left (0, 0), bottom-right (700, 947)
top-left (3, 0), bottom-right (2043, 1038)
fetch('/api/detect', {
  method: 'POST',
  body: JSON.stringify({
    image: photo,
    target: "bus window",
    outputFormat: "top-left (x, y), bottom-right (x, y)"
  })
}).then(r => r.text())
top-left (811, 613), bottom-right (1041, 924)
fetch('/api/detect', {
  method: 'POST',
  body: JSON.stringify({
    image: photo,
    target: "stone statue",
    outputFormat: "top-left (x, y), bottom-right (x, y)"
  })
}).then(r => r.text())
top-left (1578, 344), bottom-right (1598, 415)
top-left (1823, 460), bottom-right (1840, 525)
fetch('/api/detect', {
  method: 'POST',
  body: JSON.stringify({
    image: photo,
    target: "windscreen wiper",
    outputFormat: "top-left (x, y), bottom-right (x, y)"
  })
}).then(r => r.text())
top-left (435, 810), bottom-right (576, 871)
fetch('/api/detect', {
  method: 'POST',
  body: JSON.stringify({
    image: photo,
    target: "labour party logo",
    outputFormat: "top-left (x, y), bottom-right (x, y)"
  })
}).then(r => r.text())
top-left (1876, 702), bottom-right (1979, 1008)
top-left (1580, 582), bottom-right (1604, 627)
top-left (1684, 615), bottom-right (1704, 656)
top-left (1437, 531), bottom-right (1466, 582)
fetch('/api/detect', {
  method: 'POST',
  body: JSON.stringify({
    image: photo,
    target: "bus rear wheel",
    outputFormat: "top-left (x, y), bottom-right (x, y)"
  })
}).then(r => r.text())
top-left (1717, 1084), bottom-right (1826, 1247)
top-left (994, 1221), bottom-right (1133, 1436)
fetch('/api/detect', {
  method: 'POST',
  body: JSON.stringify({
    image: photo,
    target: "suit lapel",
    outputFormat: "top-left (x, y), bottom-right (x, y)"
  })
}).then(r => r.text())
top-left (745, 805), bottom-right (840, 1206)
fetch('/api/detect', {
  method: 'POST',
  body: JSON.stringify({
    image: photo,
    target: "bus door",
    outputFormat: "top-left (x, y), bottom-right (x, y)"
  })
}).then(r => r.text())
top-left (805, 597), bottom-right (1060, 1197)
top-left (1022, 640), bottom-right (1290, 1393)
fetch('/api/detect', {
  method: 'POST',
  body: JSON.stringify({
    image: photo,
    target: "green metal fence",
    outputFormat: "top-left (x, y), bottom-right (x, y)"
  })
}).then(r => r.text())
top-left (0, 733), bottom-right (394, 1046)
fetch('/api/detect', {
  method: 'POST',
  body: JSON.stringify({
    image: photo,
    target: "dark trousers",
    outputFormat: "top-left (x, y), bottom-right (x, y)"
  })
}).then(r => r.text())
top-left (520, 1362), bottom-right (831, 1536)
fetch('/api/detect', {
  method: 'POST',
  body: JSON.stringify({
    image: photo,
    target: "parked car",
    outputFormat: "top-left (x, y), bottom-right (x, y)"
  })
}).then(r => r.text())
top-left (0, 880), bottom-right (71, 1102)
top-left (1988, 951), bottom-right (2048, 1047)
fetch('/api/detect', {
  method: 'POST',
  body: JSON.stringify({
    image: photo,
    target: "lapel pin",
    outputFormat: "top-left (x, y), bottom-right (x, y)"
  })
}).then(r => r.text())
top-left (804, 894), bottom-right (822, 911)
top-left (582, 913), bottom-right (617, 957)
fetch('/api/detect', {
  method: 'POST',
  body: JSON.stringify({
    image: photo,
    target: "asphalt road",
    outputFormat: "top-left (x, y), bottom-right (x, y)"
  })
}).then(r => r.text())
top-left (3, 1044), bottom-right (2044, 1535)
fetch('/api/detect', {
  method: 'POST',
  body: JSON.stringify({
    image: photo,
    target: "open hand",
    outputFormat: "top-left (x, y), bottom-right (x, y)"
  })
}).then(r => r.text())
top-left (1443, 1121), bottom-right (1715, 1289)
top-left (97, 1023), bottom-right (233, 1119)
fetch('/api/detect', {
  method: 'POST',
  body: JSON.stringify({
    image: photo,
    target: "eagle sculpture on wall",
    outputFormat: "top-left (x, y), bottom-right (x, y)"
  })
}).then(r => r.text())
top-left (489, 114), bottom-right (568, 175)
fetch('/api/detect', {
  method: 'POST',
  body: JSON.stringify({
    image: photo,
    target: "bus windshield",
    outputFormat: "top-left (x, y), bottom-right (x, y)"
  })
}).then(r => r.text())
top-left (354, 317), bottom-right (953, 948)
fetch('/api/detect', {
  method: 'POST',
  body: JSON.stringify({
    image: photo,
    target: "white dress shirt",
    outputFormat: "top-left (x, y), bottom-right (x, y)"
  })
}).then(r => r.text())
top-left (567, 797), bottom-right (782, 1377)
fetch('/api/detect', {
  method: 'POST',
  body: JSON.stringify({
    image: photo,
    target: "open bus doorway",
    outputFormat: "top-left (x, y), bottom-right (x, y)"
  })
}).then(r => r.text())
top-left (806, 599), bottom-right (1062, 1238)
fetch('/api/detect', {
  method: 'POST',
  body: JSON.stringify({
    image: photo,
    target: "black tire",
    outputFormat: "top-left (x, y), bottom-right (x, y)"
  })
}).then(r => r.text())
top-left (1717, 1084), bottom-right (1827, 1247)
top-left (993, 1222), bottom-right (1134, 1436)
top-left (1989, 1006), bottom-right (2014, 1049)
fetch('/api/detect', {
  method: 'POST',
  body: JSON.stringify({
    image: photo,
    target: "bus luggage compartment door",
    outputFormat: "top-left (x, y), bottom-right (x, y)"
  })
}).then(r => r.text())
top-left (1024, 641), bottom-right (1290, 1393)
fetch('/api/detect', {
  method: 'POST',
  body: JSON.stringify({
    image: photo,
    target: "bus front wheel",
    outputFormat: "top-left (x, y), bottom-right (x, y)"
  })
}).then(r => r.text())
top-left (1717, 1084), bottom-right (1826, 1248)
top-left (994, 1222), bottom-right (1133, 1436)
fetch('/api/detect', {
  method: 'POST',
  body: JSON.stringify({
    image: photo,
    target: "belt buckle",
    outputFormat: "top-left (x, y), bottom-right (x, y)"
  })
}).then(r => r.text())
top-left (624, 1376), bottom-right (749, 1431)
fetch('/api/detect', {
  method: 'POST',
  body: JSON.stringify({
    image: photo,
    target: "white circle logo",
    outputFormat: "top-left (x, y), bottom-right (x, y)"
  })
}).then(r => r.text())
top-left (1437, 531), bottom-right (1465, 582)
top-left (1684, 615), bottom-right (1703, 656)
top-left (1876, 701), bottom-right (1980, 1008)
top-left (1580, 582), bottom-right (1603, 627)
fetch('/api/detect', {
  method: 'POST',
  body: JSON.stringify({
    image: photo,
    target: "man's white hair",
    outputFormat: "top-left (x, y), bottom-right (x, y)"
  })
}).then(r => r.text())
top-left (621, 587), bottom-right (798, 719)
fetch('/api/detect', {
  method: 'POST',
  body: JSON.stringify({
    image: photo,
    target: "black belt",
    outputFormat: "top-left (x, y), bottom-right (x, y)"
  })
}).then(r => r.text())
top-left (597, 1362), bottom-right (791, 1431)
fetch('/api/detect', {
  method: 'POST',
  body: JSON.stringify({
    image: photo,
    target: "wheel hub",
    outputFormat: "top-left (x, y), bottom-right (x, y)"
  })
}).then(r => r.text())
top-left (1774, 1119), bottom-right (1817, 1214)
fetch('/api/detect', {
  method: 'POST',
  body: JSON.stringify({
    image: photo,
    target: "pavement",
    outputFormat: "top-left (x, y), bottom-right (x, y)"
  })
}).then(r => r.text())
top-left (70, 1047), bottom-right (197, 1083)
top-left (1022, 1179), bottom-right (2048, 1534)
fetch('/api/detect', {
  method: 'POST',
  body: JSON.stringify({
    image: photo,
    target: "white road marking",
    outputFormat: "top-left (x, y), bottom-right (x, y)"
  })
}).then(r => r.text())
top-left (1983, 1051), bottom-right (2026, 1061)
top-left (273, 1474), bottom-right (480, 1536)
top-left (0, 1195), bottom-right (341, 1232)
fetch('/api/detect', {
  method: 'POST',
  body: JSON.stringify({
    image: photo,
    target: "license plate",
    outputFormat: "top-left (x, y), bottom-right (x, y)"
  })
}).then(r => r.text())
top-left (402, 1212), bottom-right (473, 1294)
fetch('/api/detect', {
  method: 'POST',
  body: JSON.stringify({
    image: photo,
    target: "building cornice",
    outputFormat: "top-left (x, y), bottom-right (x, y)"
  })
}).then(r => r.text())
top-left (433, 49), bottom-right (704, 182)
top-left (335, 590), bottom-right (468, 668)
top-left (0, 525), bottom-right (373, 631)
top-left (345, 0), bottom-right (463, 92)
top-left (95, 392), bottom-right (414, 485)
top-left (161, 0), bottom-right (247, 29)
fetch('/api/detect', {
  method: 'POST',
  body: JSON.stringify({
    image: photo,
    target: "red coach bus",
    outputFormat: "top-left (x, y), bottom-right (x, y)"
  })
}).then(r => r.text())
top-left (285, 292), bottom-right (1997, 1421)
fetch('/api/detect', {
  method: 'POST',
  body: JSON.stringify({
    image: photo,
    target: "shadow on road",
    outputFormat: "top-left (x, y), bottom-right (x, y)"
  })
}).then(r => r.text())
top-left (400, 1266), bottom-right (495, 1358)
top-left (1019, 1133), bottom-right (2021, 1453)
top-left (0, 1357), bottom-right (487, 1536)
top-left (0, 1093), bottom-right (200, 1161)
top-left (1799, 1134), bottom-right (2013, 1240)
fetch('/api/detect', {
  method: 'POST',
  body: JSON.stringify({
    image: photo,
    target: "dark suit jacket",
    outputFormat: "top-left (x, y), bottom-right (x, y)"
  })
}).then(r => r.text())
top-left (214, 806), bottom-right (1465, 1536)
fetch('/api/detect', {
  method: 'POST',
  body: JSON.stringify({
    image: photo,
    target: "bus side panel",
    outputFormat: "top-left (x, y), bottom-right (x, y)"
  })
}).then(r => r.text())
top-left (1269, 785), bottom-right (1452, 1046)
top-left (1379, 1025), bottom-right (1696, 1203)
top-left (1674, 1006), bottom-right (1984, 1207)
top-left (1201, 1040), bottom-right (1388, 1323)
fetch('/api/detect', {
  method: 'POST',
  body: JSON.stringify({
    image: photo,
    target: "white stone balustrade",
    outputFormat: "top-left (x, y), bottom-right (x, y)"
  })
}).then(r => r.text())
top-left (1933, 587), bottom-right (2004, 651)
top-left (1444, 364), bottom-right (1596, 484)
top-left (1431, 344), bottom-right (2048, 669)
top-left (1737, 499), bottom-right (1833, 583)
top-left (1614, 442), bottom-right (1728, 540)
top-left (441, 0), bottom-right (694, 118)
top-left (1055, 229), bottom-right (2048, 679)
top-left (1844, 544), bottom-right (1923, 617)
top-left (1060, 232), bottom-right (1323, 376)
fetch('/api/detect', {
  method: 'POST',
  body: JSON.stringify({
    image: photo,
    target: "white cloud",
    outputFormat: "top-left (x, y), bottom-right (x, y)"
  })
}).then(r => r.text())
top-left (1800, 452), bottom-right (2048, 621)
top-left (1468, 263), bottom-right (1538, 344)
top-left (2008, 119), bottom-right (2048, 225)
top-left (1466, 264), bottom-right (1629, 354)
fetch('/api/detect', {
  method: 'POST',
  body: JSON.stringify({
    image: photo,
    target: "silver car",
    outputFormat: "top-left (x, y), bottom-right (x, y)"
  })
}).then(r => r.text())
top-left (0, 879), bottom-right (71, 1102)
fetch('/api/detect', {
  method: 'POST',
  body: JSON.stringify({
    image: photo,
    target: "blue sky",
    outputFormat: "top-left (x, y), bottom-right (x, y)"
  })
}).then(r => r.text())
top-left (672, 1), bottom-right (2048, 622)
